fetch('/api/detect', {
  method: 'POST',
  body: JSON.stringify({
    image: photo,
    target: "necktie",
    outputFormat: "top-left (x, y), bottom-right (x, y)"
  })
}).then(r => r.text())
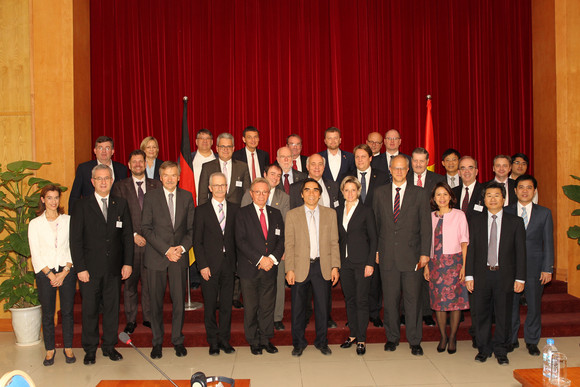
top-left (284, 174), bottom-right (290, 194)
top-left (450, 176), bottom-right (456, 187)
top-left (292, 159), bottom-right (297, 170)
top-left (136, 181), bottom-right (145, 209)
top-left (251, 152), bottom-right (257, 181)
top-left (168, 193), bottom-right (175, 227)
top-left (488, 215), bottom-right (498, 267)
top-left (393, 187), bottom-right (401, 223)
top-left (360, 172), bottom-right (367, 203)
top-left (218, 203), bottom-right (225, 232)
top-left (521, 207), bottom-right (529, 229)
top-left (101, 198), bottom-right (108, 222)
top-left (417, 174), bottom-right (423, 187)
top-left (308, 210), bottom-right (318, 258)
top-left (222, 161), bottom-right (228, 191)
top-left (259, 208), bottom-right (268, 240)
top-left (504, 182), bottom-right (509, 205)
top-left (389, 155), bottom-right (394, 168)
top-left (461, 187), bottom-right (470, 212)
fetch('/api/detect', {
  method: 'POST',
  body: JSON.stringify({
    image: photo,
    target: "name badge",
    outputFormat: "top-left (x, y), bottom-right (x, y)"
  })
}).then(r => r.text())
top-left (116, 221), bottom-right (123, 228)
top-left (235, 180), bottom-right (243, 187)
top-left (275, 228), bottom-right (281, 236)
top-left (334, 200), bottom-right (340, 208)
top-left (474, 204), bottom-right (484, 212)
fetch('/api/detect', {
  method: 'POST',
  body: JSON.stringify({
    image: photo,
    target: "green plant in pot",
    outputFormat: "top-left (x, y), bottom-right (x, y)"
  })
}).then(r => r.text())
top-left (0, 161), bottom-right (66, 344)
top-left (562, 175), bottom-right (580, 269)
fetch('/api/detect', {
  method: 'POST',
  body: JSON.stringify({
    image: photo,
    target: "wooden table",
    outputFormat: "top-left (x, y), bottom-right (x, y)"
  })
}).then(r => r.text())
top-left (514, 368), bottom-right (579, 386)
top-left (97, 379), bottom-right (250, 387)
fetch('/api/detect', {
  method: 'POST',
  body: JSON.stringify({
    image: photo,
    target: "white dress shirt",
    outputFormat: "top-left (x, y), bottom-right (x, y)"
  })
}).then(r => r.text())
top-left (133, 176), bottom-right (147, 195)
top-left (392, 181), bottom-right (407, 209)
top-left (357, 167), bottom-right (371, 197)
top-left (293, 156), bottom-right (304, 172)
top-left (517, 201), bottom-right (533, 228)
top-left (447, 174), bottom-right (460, 188)
top-left (414, 171), bottom-right (427, 187)
top-left (316, 178), bottom-right (331, 207)
top-left (245, 147), bottom-right (261, 181)
top-left (342, 200), bottom-right (359, 258)
top-left (252, 203), bottom-right (279, 265)
top-left (386, 151), bottom-right (400, 168)
top-left (219, 158), bottom-right (233, 191)
top-left (305, 205), bottom-right (320, 258)
top-left (460, 181), bottom-right (477, 205)
top-left (98, 160), bottom-right (115, 181)
top-left (494, 178), bottom-right (510, 206)
top-left (327, 150), bottom-right (342, 181)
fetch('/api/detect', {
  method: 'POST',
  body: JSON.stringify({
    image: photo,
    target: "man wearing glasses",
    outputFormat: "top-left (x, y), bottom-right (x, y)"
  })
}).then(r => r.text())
top-left (198, 132), bottom-right (251, 205)
top-left (286, 134), bottom-right (308, 172)
top-left (453, 156), bottom-right (485, 222)
top-left (510, 153), bottom-right (538, 204)
top-left (371, 129), bottom-right (412, 177)
top-left (366, 132), bottom-right (384, 156)
top-left (191, 129), bottom-right (216, 205)
top-left (276, 146), bottom-right (307, 195)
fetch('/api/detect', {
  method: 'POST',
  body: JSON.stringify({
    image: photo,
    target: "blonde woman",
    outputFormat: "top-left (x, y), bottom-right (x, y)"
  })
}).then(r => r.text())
top-left (140, 136), bottom-right (163, 179)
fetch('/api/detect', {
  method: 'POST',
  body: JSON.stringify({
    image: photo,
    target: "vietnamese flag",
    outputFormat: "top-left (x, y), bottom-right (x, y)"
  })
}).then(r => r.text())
top-left (178, 97), bottom-right (196, 266)
top-left (425, 95), bottom-right (436, 172)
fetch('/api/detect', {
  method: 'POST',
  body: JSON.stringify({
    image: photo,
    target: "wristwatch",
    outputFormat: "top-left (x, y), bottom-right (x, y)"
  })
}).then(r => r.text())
top-left (63, 266), bottom-right (71, 272)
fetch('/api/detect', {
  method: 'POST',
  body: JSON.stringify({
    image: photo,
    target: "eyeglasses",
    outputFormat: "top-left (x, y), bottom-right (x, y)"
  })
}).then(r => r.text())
top-left (211, 184), bottom-right (227, 189)
top-left (217, 145), bottom-right (234, 150)
top-left (93, 176), bottom-right (112, 182)
top-left (197, 137), bottom-right (212, 141)
top-left (252, 190), bottom-right (270, 196)
top-left (96, 146), bottom-right (112, 151)
top-left (459, 166), bottom-right (476, 171)
top-left (367, 140), bottom-right (382, 145)
top-left (386, 137), bottom-right (400, 141)
top-left (278, 155), bottom-right (291, 159)
top-left (287, 143), bottom-right (302, 147)
top-left (391, 167), bottom-right (407, 172)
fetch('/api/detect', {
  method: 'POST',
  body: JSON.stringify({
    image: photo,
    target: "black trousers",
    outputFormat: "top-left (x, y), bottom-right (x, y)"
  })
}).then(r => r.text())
top-left (79, 272), bottom-right (121, 353)
top-left (124, 248), bottom-right (150, 323)
top-left (291, 260), bottom-right (330, 348)
top-left (240, 268), bottom-right (277, 347)
top-left (148, 264), bottom-right (187, 346)
top-left (368, 260), bottom-right (382, 320)
top-left (36, 267), bottom-right (76, 350)
top-left (474, 270), bottom-right (513, 356)
top-left (200, 265), bottom-right (234, 346)
top-left (340, 259), bottom-right (371, 342)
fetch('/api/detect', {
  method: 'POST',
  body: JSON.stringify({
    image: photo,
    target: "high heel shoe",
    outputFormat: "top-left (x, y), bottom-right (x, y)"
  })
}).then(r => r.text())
top-left (437, 338), bottom-right (448, 353)
top-left (43, 350), bottom-right (55, 366)
top-left (63, 348), bottom-right (76, 364)
top-left (340, 337), bottom-right (357, 348)
top-left (447, 338), bottom-right (457, 354)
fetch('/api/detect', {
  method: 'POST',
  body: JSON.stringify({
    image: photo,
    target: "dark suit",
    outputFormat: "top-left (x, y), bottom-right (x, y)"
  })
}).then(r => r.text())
top-left (292, 155), bottom-right (308, 173)
top-left (336, 203), bottom-right (377, 342)
top-left (69, 160), bottom-right (128, 211)
top-left (112, 176), bottom-right (161, 325)
top-left (348, 168), bottom-right (389, 208)
top-left (198, 159), bottom-right (251, 205)
top-left (235, 204), bottom-right (285, 347)
top-left (465, 210), bottom-right (526, 356)
top-left (373, 183), bottom-right (432, 346)
top-left (70, 194), bottom-right (133, 354)
top-left (232, 148), bottom-right (270, 179)
top-left (371, 152), bottom-right (411, 178)
top-left (506, 203), bottom-right (554, 345)
top-left (193, 200), bottom-right (239, 346)
top-left (319, 149), bottom-right (355, 184)
top-left (141, 188), bottom-right (195, 346)
top-left (485, 179), bottom-right (517, 207)
top-left (453, 182), bottom-right (485, 222)
top-left (277, 169), bottom-right (307, 195)
top-left (289, 177), bottom-right (340, 209)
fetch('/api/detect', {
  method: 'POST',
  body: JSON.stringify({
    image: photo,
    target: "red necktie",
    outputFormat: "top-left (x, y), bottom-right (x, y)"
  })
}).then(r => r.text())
top-left (292, 159), bottom-right (297, 170)
top-left (251, 152), bottom-right (257, 181)
top-left (417, 174), bottom-right (423, 187)
top-left (284, 174), bottom-right (290, 194)
top-left (461, 187), bottom-right (470, 212)
top-left (259, 208), bottom-right (268, 239)
top-left (394, 188), bottom-right (401, 223)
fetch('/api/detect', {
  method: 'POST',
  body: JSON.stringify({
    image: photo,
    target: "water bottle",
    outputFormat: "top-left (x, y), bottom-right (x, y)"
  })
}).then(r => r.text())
top-left (542, 338), bottom-right (557, 378)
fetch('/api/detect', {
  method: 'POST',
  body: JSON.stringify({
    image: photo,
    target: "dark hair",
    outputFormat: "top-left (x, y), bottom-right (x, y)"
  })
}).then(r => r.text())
top-left (484, 181), bottom-right (506, 199)
top-left (95, 136), bottom-right (114, 149)
top-left (511, 153), bottom-right (529, 164)
top-left (265, 163), bottom-right (282, 175)
top-left (430, 182), bottom-right (457, 211)
top-left (353, 144), bottom-right (372, 157)
top-left (441, 148), bottom-right (461, 161)
top-left (324, 126), bottom-right (341, 137)
top-left (412, 147), bottom-right (429, 159)
top-left (301, 177), bottom-right (322, 193)
top-left (128, 149), bottom-right (146, 162)
top-left (458, 155), bottom-right (478, 169)
top-left (515, 174), bottom-right (537, 189)
top-left (196, 128), bottom-right (213, 139)
top-left (36, 185), bottom-right (64, 216)
top-left (242, 126), bottom-right (259, 137)
top-left (493, 154), bottom-right (512, 165)
top-left (286, 133), bottom-right (302, 144)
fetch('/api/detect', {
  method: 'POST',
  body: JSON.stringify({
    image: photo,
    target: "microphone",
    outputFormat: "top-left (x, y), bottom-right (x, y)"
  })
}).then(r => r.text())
top-left (118, 332), bottom-right (178, 387)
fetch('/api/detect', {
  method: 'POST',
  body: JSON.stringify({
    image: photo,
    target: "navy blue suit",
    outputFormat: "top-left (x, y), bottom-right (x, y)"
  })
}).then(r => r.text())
top-left (319, 149), bottom-right (355, 184)
top-left (69, 160), bottom-right (128, 212)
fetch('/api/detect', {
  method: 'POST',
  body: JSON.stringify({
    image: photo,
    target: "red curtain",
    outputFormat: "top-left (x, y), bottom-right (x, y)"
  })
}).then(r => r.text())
top-left (90, 0), bottom-right (532, 179)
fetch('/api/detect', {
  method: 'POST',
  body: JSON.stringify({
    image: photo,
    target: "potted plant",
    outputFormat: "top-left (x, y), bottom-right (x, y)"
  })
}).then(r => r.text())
top-left (0, 161), bottom-right (66, 345)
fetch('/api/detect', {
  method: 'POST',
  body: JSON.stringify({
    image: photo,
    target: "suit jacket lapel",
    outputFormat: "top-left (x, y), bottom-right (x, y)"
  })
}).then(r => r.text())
top-left (90, 195), bottom-right (108, 223)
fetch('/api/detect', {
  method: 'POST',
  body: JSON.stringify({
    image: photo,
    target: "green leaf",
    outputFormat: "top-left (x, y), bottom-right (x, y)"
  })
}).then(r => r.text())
top-left (563, 185), bottom-right (580, 204)
top-left (571, 175), bottom-right (580, 181)
top-left (7, 161), bottom-right (49, 172)
top-left (22, 272), bottom-right (35, 285)
top-left (0, 217), bottom-right (4, 233)
top-left (572, 209), bottom-right (580, 216)
top-left (27, 177), bottom-right (52, 186)
top-left (7, 233), bottom-right (30, 257)
top-left (568, 226), bottom-right (580, 239)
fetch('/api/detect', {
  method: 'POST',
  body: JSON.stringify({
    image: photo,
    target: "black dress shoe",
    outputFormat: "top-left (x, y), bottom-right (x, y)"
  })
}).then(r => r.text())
top-left (274, 321), bottom-right (285, 331)
top-left (43, 351), bottom-right (55, 366)
top-left (507, 341), bottom-right (519, 352)
top-left (495, 353), bottom-right (509, 365)
top-left (340, 338), bottom-right (357, 348)
top-left (263, 342), bottom-right (279, 354)
top-left (410, 345), bottom-right (423, 356)
top-left (437, 338), bottom-right (448, 353)
top-left (63, 349), bottom-right (76, 364)
top-left (474, 352), bottom-right (491, 363)
top-left (219, 343), bottom-right (235, 354)
top-left (327, 319), bottom-right (337, 328)
top-left (315, 344), bottom-right (332, 355)
top-left (174, 344), bottom-right (187, 357)
top-left (150, 345), bottom-right (163, 359)
top-left (233, 300), bottom-right (244, 309)
top-left (369, 317), bottom-right (383, 327)
top-left (142, 320), bottom-right (152, 329)
top-left (292, 346), bottom-right (305, 357)
top-left (102, 348), bottom-right (123, 361)
top-left (250, 345), bottom-right (263, 355)
top-left (423, 315), bottom-right (436, 326)
top-left (209, 345), bottom-right (220, 356)
top-left (356, 343), bottom-right (366, 355)
top-left (83, 352), bottom-right (96, 365)
top-left (526, 343), bottom-right (540, 356)
top-left (124, 322), bottom-right (137, 334)
top-left (400, 315), bottom-right (406, 325)
top-left (384, 341), bottom-right (398, 351)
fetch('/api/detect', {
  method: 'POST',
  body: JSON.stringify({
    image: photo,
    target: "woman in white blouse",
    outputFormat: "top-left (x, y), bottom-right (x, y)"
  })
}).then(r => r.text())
top-left (29, 185), bottom-right (76, 366)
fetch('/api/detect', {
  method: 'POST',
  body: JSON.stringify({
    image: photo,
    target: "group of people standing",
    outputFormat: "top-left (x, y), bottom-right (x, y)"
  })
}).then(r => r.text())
top-left (28, 126), bottom-right (553, 368)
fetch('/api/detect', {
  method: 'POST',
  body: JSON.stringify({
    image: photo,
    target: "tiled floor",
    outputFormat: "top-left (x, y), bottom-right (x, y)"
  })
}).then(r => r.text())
top-left (1, 333), bottom-right (578, 387)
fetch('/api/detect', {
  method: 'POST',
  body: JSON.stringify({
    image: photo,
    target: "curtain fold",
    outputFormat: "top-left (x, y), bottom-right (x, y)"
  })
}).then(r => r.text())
top-left (91, 0), bottom-right (532, 179)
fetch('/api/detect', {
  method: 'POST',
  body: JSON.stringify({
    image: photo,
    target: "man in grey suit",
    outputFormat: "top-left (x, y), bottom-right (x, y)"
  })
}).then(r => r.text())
top-left (142, 161), bottom-right (195, 360)
top-left (198, 132), bottom-right (251, 206)
top-left (373, 155), bottom-right (432, 356)
top-left (242, 164), bottom-right (290, 331)
top-left (276, 146), bottom-right (307, 195)
top-left (506, 174), bottom-right (554, 356)
top-left (112, 150), bottom-right (161, 334)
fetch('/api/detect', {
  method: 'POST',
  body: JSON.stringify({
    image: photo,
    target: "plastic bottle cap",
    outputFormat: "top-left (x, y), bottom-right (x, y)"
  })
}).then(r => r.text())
top-left (547, 339), bottom-right (554, 345)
